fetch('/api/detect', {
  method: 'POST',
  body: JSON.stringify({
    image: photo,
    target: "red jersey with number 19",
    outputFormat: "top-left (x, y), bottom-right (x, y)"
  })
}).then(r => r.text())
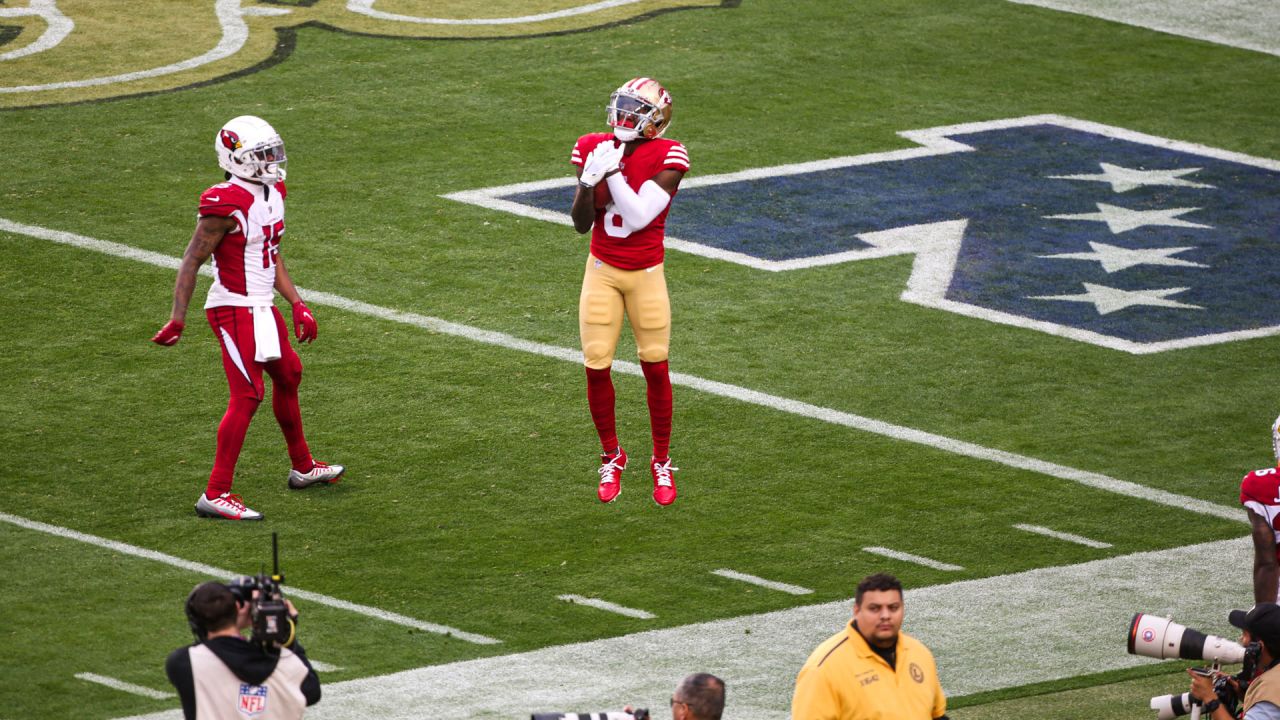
top-left (198, 176), bottom-right (287, 309)
top-left (1241, 467), bottom-right (1280, 565)
top-left (571, 133), bottom-right (689, 270)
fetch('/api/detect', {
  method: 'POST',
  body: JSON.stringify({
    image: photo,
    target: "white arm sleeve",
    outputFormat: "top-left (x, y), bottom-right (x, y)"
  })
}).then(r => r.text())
top-left (605, 174), bottom-right (671, 233)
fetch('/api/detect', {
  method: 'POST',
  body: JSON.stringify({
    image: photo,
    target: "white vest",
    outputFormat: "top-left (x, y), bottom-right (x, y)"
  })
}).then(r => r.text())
top-left (188, 644), bottom-right (309, 720)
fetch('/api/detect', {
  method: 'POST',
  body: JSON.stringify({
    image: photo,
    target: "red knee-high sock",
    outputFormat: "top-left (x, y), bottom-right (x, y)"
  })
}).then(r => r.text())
top-left (206, 395), bottom-right (260, 497)
top-left (585, 366), bottom-right (619, 453)
top-left (641, 360), bottom-right (672, 460)
top-left (272, 383), bottom-right (312, 471)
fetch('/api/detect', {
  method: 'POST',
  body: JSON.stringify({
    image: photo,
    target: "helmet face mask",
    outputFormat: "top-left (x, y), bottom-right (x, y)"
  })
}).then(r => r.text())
top-left (216, 115), bottom-right (287, 184)
top-left (606, 78), bottom-right (672, 142)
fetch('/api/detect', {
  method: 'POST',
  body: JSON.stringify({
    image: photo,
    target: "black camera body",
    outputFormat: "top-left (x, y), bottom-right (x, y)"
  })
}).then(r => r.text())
top-left (227, 573), bottom-right (295, 651)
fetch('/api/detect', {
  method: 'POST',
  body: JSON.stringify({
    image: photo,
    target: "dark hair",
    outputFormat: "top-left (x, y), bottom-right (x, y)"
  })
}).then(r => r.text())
top-left (855, 573), bottom-right (903, 605)
top-left (676, 673), bottom-right (725, 720)
top-left (185, 581), bottom-right (238, 637)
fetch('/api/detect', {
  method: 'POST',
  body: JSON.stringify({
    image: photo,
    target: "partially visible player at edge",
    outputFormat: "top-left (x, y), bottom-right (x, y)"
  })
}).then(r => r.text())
top-left (570, 77), bottom-right (688, 506)
top-left (1240, 416), bottom-right (1280, 602)
top-left (152, 115), bottom-right (344, 521)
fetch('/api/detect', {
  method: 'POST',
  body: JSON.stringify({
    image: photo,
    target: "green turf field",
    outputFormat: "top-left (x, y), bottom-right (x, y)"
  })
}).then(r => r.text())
top-left (2, 1), bottom-right (1278, 718)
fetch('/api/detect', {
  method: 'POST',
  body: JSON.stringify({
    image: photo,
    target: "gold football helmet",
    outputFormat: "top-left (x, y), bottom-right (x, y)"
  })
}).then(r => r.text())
top-left (606, 77), bottom-right (673, 142)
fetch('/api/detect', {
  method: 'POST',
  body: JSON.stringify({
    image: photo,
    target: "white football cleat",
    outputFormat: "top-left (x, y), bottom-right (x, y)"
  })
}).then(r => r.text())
top-left (195, 492), bottom-right (263, 521)
top-left (288, 460), bottom-right (345, 489)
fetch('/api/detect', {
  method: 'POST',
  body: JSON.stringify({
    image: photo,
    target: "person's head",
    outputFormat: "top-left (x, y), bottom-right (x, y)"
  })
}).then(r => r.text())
top-left (185, 581), bottom-right (242, 639)
top-left (215, 115), bottom-right (287, 184)
top-left (606, 77), bottom-right (673, 143)
top-left (1230, 603), bottom-right (1280, 662)
top-left (853, 573), bottom-right (904, 650)
top-left (671, 672), bottom-right (725, 720)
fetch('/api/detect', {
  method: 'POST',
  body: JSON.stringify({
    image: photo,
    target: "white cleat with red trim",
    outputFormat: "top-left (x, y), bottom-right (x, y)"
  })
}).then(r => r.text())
top-left (288, 460), bottom-right (345, 489)
top-left (195, 492), bottom-right (263, 521)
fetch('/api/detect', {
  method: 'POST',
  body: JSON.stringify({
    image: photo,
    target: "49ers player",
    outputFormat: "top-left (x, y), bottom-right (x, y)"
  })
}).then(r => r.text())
top-left (570, 78), bottom-right (688, 506)
top-left (152, 115), bottom-right (344, 521)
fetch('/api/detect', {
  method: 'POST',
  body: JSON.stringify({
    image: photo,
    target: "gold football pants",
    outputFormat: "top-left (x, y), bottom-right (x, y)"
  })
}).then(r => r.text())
top-left (578, 254), bottom-right (670, 369)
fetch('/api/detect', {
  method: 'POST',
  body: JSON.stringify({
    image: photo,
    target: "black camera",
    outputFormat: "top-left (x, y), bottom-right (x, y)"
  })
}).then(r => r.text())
top-left (530, 710), bottom-right (649, 720)
top-left (187, 533), bottom-right (294, 651)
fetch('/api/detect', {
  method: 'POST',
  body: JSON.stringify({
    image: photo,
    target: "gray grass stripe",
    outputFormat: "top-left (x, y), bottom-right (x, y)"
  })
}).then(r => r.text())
top-left (862, 546), bottom-right (964, 571)
top-left (1013, 523), bottom-right (1113, 549)
top-left (0, 511), bottom-right (500, 645)
top-left (0, 216), bottom-right (1243, 521)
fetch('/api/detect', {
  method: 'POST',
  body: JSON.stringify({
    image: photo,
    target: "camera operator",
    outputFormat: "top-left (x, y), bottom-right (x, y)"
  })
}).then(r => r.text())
top-left (166, 581), bottom-right (320, 720)
top-left (1189, 604), bottom-right (1280, 720)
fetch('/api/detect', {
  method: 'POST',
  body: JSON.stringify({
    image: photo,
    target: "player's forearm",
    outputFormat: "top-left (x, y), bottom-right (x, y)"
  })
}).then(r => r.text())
top-left (604, 174), bottom-right (668, 231)
top-left (274, 262), bottom-right (302, 305)
top-left (1255, 563), bottom-right (1278, 603)
top-left (571, 186), bottom-right (595, 234)
top-left (169, 261), bottom-right (202, 322)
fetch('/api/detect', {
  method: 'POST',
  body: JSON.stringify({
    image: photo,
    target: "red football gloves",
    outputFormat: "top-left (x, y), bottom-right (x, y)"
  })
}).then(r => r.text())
top-left (292, 301), bottom-right (317, 343)
top-left (151, 319), bottom-right (185, 346)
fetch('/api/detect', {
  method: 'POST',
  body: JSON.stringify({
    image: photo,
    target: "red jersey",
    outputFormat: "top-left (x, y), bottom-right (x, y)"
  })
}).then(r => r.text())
top-left (1241, 467), bottom-right (1280, 565)
top-left (571, 132), bottom-right (689, 270)
top-left (197, 176), bottom-right (287, 308)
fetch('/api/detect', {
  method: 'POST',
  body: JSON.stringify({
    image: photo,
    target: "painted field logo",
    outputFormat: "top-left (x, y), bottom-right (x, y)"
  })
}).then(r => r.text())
top-left (0, 0), bottom-right (734, 108)
top-left (451, 115), bottom-right (1280, 353)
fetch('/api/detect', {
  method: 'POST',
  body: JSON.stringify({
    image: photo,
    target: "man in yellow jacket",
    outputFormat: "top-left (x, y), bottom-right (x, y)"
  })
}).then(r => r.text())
top-left (791, 573), bottom-right (948, 720)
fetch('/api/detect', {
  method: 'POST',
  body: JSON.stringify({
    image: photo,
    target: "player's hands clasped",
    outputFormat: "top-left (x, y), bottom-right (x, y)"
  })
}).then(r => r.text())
top-left (292, 301), bottom-right (317, 343)
top-left (580, 141), bottom-right (624, 187)
top-left (151, 319), bottom-right (185, 346)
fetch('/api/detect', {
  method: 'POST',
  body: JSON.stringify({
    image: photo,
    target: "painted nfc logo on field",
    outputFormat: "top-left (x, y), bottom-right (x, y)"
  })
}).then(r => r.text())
top-left (449, 115), bottom-right (1280, 354)
top-left (0, 0), bottom-right (733, 108)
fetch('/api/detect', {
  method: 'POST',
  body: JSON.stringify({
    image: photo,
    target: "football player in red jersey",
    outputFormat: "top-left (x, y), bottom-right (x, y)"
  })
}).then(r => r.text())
top-left (1241, 418), bottom-right (1280, 601)
top-left (152, 115), bottom-right (344, 521)
top-left (569, 78), bottom-right (689, 506)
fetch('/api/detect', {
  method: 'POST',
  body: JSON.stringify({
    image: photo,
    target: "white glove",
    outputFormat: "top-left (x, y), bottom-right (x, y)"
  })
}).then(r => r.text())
top-left (579, 141), bottom-right (624, 187)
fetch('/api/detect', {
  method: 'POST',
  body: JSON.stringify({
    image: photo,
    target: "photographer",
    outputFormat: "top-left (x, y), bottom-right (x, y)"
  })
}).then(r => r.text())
top-left (166, 581), bottom-right (320, 720)
top-left (1189, 604), bottom-right (1280, 720)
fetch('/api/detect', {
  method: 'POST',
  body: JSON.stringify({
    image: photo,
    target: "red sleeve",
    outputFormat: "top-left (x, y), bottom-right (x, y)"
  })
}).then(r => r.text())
top-left (660, 140), bottom-right (689, 173)
top-left (1242, 469), bottom-right (1278, 504)
top-left (275, 182), bottom-right (287, 200)
top-left (571, 133), bottom-right (611, 168)
top-left (198, 183), bottom-right (252, 220)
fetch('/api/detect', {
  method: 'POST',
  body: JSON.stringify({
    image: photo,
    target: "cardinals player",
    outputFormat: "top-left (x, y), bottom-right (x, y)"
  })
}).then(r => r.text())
top-left (570, 78), bottom-right (689, 506)
top-left (152, 115), bottom-right (344, 521)
top-left (1241, 417), bottom-right (1280, 601)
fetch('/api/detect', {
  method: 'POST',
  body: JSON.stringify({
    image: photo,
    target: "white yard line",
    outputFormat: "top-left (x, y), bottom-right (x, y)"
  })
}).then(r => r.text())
top-left (0, 510), bottom-right (500, 645)
top-left (1006, 0), bottom-right (1280, 58)
top-left (558, 595), bottom-right (656, 620)
top-left (1014, 523), bottom-right (1113, 549)
top-left (711, 569), bottom-right (813, 595)
top-left (75, 673), bottom-right (174, 701)
top-left (0, 217), bottom-right (1244, 522)
top-left (346, 0), bottom-right (643, 25)
top-left (862, 547), bottom-right (964, 572)
top-left (111, 536), bottom-right (1255, 720)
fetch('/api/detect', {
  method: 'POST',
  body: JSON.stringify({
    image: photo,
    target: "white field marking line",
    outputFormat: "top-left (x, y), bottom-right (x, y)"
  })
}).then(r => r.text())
top-left (862, 546), bottom-right (964, 572)
top-left (557, 594), bottom-right (656, 620)
top-left (74, 673), bottom-right (174, 701)
top-left (443, 114), bottom-right (1280, 355)
top-left (1013, 523), bottom-right (1113, 549)
top-left (1006, 0), bottom-right (1280, 58)
top-left (0, 0), bottom-right (248, 93)
top-left (309, 660), bottom-right (343, 672)
top-left (0, 510), bottom-right (501, 645)
top-left (711, 569), bottom-right (813, 595)
top-left (0, 215), bottom-right (1246, 522)
top-left (0, 0), bottom-right (74, 62)
top-left (108, 536), bottom-right (1259, 720)
top-left (347, 0), bottom-right (643, 25)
